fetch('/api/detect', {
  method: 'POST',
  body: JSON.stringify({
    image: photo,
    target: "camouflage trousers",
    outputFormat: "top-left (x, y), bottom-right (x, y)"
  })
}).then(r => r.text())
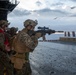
top-left (0, 50), bottom-right (14, 75)
top-left (16, 62), bottom-right (32, 75)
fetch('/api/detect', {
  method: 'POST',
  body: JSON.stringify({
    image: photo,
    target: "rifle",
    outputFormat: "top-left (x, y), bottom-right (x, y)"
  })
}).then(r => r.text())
top-left (27, 27), bottom-right (64, 36)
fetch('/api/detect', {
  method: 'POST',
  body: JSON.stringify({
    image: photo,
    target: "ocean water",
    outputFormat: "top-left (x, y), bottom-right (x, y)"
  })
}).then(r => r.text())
top-left (30, 42), bottom-right (76, 75)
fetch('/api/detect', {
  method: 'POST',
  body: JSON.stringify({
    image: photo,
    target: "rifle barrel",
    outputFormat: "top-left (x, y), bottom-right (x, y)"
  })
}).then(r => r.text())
top-left (55, 31), bottom-right (64, 33)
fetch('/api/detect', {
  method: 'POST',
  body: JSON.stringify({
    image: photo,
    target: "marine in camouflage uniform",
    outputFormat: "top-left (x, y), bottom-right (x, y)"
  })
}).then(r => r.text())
top-left (10, 19), bottom-right (42, 75)
top-left (0, 20), bottom-right (14, 75)
top-left (6, 27), bottom-right (18, 56)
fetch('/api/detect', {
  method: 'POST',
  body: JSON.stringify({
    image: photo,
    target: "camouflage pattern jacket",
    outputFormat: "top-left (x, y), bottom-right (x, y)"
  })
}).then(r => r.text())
top-left (10, 28), bottom-right (39, 69)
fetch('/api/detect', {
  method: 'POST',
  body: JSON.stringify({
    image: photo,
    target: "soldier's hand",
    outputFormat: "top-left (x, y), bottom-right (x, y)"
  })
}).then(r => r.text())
top-left (35, 33), bottom-right (42, 38)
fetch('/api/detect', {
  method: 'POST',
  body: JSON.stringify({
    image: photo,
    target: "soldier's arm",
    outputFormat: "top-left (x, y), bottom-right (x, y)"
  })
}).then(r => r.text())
top-left (34, 32), bottom-right (43, 39)
top-left (19, 32), bottom-right (38, 50)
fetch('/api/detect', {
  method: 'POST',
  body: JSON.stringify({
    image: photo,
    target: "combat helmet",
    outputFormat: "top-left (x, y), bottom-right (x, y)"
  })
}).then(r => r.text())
top-left (0, 20), bottom-right (10, 27)
top-left (10, 27), bottom-right (18, 32)
top-left (24, 19), bottom-right (38, 27)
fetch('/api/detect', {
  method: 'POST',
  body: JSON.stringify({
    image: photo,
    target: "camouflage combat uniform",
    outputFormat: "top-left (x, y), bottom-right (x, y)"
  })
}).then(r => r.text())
top-left (0, 20), bottom-right (14, 75)
top-left (10, 19), bottom-right (42, 75)
top-left (10, 28), bottom-right (38, 74)
top-left (0, 51), bottom-right (14, 75)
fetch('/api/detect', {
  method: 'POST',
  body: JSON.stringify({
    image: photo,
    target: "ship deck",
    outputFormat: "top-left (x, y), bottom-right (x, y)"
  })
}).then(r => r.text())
top-left (30, 42), bottom-right (76, 75)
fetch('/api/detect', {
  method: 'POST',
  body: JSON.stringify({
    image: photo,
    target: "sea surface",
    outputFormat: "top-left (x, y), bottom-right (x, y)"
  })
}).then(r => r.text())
top-left (29, 42), bottom-right (76, 75)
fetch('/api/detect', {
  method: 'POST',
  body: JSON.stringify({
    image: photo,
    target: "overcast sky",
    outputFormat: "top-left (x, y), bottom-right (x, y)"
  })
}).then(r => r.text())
top-left (8, 0), bottom-right (76, 31)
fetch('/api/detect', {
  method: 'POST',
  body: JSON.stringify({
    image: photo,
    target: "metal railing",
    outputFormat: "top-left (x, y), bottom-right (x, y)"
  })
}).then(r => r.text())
top-left (0, 0), bottom-right (19, 4)
top-left (9, 0), bottom-right (19, 4)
